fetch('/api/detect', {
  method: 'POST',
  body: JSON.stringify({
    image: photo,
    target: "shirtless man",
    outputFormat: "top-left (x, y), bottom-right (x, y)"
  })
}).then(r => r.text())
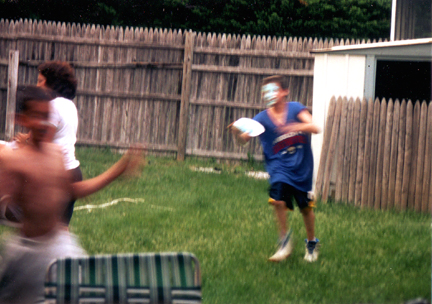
top-left (0, 85), bottom-right (143, 303)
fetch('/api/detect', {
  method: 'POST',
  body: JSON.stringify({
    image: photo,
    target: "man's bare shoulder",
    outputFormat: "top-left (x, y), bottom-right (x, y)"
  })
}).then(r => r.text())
top-left (0, 142), bottom-right (64, 170)
top-left (0, 144), bottom-right (14, 164)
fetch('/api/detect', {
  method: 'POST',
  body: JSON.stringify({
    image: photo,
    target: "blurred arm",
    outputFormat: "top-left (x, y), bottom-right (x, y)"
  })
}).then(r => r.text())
top-left (0, 147), bottom-right (18, 202)
top-left (71, 147), bottom-right (144, 199)
top-left (278, 109), bottom-right (321, 134)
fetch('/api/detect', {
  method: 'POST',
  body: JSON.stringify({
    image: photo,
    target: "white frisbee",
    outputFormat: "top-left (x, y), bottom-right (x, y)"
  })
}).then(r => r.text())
top-left (232, 118), bottom-right (265, 137)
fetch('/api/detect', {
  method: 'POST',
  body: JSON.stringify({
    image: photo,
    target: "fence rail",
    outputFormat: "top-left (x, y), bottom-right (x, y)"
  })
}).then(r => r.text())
top-left (315, 96), bottom-right (432, 213)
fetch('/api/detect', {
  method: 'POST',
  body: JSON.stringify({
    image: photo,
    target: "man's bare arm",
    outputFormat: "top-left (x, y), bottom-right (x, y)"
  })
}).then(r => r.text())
top-left (0, 147), bottom-right (18, 202)
top-left (71, 147), bottom-right (144, 199)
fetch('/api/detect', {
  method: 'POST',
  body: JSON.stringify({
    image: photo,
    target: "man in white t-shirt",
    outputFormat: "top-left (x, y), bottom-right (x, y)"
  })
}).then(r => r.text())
top-left (49, 97), bottom-right (80, 171)
top-left (36, 61), bottom-right (82, 226)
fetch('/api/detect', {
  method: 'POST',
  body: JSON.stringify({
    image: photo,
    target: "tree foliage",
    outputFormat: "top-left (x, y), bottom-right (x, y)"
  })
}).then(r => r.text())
top-left (0, 0), bottom-right (391, 39)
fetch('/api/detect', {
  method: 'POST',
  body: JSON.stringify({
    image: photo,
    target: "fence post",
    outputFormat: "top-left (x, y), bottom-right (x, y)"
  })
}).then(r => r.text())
top-left (177, 31), bottom-right (195, 161)
top-left (6, 50), bottom-right (19, 141)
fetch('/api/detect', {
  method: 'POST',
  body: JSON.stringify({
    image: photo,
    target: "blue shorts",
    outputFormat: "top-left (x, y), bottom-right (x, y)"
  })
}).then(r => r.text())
top-left (268, 182), bottom-right (314, 211)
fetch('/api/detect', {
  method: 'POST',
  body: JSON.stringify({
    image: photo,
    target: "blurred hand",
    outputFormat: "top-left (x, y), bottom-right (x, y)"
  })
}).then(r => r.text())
top-left (119, 145), bottom-right (146, 178)
top-left (227, 122), bottom-right (242, 136)
top-left (13, 132), bottom-right (31, 146)
top-left (227, 123), bottom-right (250, 145)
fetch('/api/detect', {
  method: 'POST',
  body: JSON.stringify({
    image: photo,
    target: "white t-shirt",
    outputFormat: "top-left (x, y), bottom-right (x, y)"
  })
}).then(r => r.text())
top-left (49, 97), bottom-right (80, 170)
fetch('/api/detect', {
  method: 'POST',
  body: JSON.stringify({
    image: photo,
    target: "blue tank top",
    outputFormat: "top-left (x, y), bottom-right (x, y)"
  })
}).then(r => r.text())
top-left (253, 102), bottom-right (313, 192)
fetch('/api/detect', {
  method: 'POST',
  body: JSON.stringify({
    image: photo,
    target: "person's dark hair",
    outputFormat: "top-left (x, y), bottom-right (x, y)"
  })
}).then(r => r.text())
top-left (16, 85), bottom-right (56, 113)
top-left (262, 75), bottom-right (289, 90)
top-left (38, 61), bottom-right (77, 99)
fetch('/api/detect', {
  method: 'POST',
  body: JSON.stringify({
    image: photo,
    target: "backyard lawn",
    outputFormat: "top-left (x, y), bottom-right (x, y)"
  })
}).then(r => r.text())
top-left (1, 147), bottom-right (430, 304)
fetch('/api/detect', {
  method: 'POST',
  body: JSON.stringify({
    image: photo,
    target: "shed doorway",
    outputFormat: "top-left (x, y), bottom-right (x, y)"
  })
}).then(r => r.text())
top-left (375, 60), bottom-right (431, 103)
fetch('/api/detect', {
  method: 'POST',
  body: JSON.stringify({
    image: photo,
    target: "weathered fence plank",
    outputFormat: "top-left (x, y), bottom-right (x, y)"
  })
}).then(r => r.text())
top-left (348, 98), bottom-right (361, 203)
top-left (335, 97), bottom-right (348, 202)
top-left (367, 98), bottom-right (380, 208)
top-left (381, 99), bottom-right (394, 210)
top-left (322, 96), bottom-right (343, 201)
top-left (360, 99), bottom-right (374, 207)
top-left (401, 100), bottom-right (413, 210)
top-left (414, 101), bottom-right (428, 211)
top-left (374, 99), bottom-right (387, 209)
top-left (408, 101), bottom-right (420, 209)
top-left (315, 97), bottom-right (336, 198)
top-left (427, 103), bottom-right (432, 213)
top-left (341, 98), bottom-right (354, 203)
top-left (419, 102), bottom-right (431, 212)
top-left (177, 31), bottom-right (194, 161)
top-left (394, 100), bottom-right (406, 210)
top-left (354, 98), bottom-right (369, 206)
top-left (361, 98), bottom-right (374, 208)
top-left (388, 99), bottom-right (400, 209)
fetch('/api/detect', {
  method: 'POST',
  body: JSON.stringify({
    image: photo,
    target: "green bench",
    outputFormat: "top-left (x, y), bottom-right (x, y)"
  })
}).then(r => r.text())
top-left (44, 252), bottom-right (201, 304)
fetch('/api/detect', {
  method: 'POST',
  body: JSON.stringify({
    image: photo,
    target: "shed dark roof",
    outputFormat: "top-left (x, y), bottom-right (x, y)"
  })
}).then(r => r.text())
top-left (311, 38), bottom-right (432, 59)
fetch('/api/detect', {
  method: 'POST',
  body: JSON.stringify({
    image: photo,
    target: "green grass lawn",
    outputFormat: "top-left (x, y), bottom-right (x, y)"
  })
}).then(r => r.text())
top-left (1, 147), bottom-right (430, 303)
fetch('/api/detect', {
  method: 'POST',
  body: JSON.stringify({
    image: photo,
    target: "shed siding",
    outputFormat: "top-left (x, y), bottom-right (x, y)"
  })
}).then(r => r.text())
top-left (311, 54), bottom-right (366, 187)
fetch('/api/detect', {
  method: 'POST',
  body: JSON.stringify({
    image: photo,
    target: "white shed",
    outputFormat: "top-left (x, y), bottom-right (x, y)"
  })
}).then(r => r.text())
top-left (310, 38), bottom-right (432, 188)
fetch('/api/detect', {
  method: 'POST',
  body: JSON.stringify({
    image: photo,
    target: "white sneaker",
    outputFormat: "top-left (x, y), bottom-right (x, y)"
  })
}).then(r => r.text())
top-left (268, 230), bottom-right (293, 262)
top-left (304, 238), bottom-right (320, 262)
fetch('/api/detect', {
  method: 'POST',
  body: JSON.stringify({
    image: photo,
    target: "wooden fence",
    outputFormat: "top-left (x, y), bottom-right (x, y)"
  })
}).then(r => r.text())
top-left (315, 96), bottom-right (432, 213)
top-left (0, 18), bottom-right (386, 161)
top-left (1, 19), bottom-right (429, 212)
